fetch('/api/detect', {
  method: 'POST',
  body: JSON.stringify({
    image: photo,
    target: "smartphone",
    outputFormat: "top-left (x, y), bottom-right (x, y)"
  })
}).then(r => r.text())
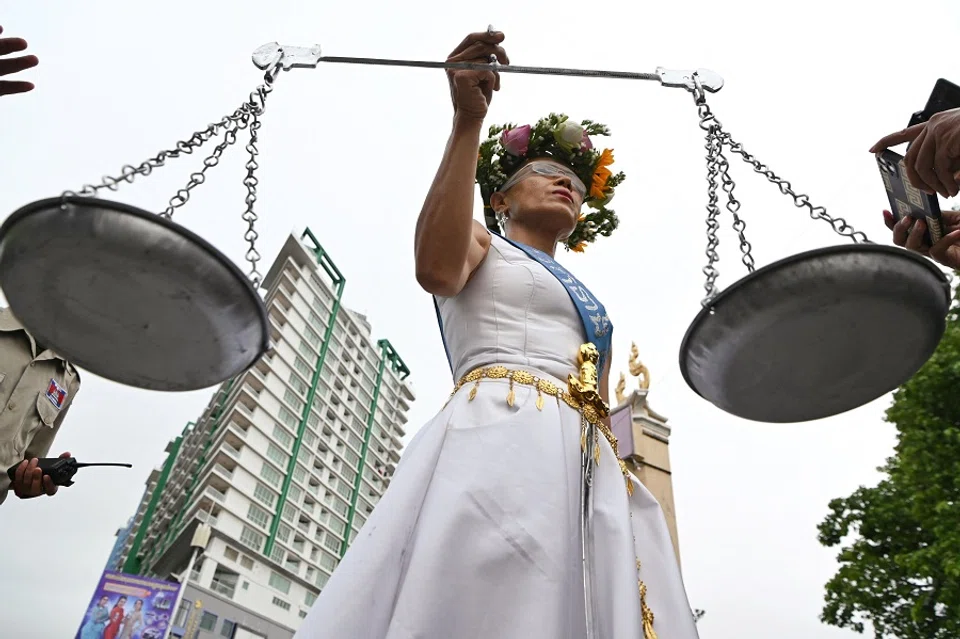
top-left (908, 78), bottom-right (960, 127)
top-left (877, 148), bottom-right (946, 245)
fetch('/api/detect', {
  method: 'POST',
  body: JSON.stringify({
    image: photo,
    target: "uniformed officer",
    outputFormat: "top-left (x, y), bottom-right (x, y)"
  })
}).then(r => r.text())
top-left (0, 307), bottom-right (81, 503)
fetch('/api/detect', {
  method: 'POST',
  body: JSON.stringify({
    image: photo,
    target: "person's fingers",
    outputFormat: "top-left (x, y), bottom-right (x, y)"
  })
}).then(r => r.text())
top-left (447, 31), bottom-right (504, 59)
top-left (904, 218), bottom-right (928, 252)
top-left (892, 216), bottom-right (911, 246)
top-left (870, 123), bottom-right (925, 153)
top-left (42, 475), bottom-right (58, 496)
top-left (0, 80), bottom-right (34, 96)
top-left (882, 210), bottom-right (896, 230)
top-left (13, 460), bottom-right (27, 493)
top-left (904, 128), bottom-right (934, 195)
top-left (58, 451), bottom-right (71, 459)
top-left (929, 229), bottom-right (960, 265)
top-left (911, 128), bottom-right (948, 197)
top-left (0, 37), bottom-right (28, 57)
top-left (0, 53), bottom-right (37, 77)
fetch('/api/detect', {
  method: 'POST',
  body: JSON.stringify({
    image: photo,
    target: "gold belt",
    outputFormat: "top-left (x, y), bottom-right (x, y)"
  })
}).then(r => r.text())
top-left (449, 363), bottom-right (635, 497)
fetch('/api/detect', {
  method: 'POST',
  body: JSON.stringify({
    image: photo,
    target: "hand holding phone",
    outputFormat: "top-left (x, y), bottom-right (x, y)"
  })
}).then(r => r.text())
top-left (877, 149), bottom-right (946, 246)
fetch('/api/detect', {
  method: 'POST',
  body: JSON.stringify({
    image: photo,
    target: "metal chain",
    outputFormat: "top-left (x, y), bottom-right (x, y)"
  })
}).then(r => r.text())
top-left (158, 112), bottom-right (250, 219)
top-left (715, 145), bottom-right (756, 273)
top-left (698, 96), bottom-right (723, 302)
top-left (691, 73), bottom-right (870, 304)
top-left (720, 130), bottom-right (870, 244)
top-left (64, 62), bottom-right (280, 286)
top-left (242, 112), bottom-right (264, 287)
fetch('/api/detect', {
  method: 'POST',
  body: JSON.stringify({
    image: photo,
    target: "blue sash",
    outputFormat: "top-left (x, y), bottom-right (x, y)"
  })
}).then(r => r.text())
top-left (494, 233), bottom-right (613, 372)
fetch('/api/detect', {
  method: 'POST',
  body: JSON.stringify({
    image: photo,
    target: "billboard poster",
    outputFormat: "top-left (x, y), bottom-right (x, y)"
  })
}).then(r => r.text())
top-left (76, 571), bottom-right (181, 639)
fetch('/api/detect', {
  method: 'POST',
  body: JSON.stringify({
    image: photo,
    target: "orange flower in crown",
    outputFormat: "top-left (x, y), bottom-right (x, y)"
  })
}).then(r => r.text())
top-left (476, 113), bottom-right (626, 252)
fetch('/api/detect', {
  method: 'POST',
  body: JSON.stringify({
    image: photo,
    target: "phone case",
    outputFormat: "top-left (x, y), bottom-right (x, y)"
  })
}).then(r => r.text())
top-left (877, 149), bottom-right (945, 245)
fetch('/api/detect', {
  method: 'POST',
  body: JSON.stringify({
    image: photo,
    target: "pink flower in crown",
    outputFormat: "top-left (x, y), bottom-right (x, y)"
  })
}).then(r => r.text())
top-left (580, 132), bottom-right (593, 152)
top-left (500, 124), bottom-right (532, 157)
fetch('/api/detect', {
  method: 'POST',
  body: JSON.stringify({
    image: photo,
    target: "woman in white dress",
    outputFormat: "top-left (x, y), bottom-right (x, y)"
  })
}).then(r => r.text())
top-left (297, 30), bottom-right (698, 639)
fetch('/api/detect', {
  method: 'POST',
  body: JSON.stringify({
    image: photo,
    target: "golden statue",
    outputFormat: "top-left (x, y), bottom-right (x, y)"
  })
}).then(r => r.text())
top-left (628, 342), bottom-right (650, 390)
top-left (615, 342), bottom-right (653, 406)
top-left (568, 343), bottom-right (609, 418)
top-left (615, 372), bottom-right (628, 405)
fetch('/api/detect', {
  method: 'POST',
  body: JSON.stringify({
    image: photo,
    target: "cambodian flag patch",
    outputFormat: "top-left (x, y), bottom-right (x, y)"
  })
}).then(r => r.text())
top-left (45, 378), bottom-right (67, 409)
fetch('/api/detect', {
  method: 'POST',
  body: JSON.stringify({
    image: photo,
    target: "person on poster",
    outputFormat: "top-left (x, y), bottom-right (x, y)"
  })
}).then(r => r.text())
top-left (79, 596), bottom-right (110, 639)
top-left (118, 599), bottom-right (144, 639)
top-left (296, 30), bottom-right (697, 639)
top-left (103, 596), bottom-right (127, 639)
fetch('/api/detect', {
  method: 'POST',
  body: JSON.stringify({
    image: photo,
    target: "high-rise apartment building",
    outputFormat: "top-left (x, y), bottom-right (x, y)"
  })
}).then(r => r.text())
top-left (112, 229), bottom-right (414, 638)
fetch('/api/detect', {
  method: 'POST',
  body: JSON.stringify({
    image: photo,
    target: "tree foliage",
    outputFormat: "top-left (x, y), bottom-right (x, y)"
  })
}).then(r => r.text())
top-left (817, 277), bottom-right (960, 637)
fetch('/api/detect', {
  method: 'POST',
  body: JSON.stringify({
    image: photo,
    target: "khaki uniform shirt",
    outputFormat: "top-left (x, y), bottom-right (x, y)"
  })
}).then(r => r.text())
top-left (0, 308), bottom-right (81, 504)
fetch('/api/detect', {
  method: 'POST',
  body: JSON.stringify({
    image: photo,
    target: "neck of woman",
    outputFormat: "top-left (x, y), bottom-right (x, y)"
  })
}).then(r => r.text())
top-left (505, 224), bottom-right (561, 257)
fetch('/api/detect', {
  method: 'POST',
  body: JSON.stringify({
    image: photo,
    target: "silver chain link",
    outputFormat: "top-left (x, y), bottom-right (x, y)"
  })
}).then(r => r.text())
top-left (63, 63), bottom-right (279, 285)
top-left (691, 74), bottom-right (870, 305)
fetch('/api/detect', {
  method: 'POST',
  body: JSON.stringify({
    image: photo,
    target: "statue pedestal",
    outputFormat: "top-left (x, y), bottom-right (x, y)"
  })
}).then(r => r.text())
top-left (611, 389), bottom-right (681, 566)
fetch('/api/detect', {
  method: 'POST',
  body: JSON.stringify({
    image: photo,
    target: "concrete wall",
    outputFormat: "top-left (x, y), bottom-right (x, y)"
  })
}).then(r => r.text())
top-left (169, 583), bottom-right (294, 639)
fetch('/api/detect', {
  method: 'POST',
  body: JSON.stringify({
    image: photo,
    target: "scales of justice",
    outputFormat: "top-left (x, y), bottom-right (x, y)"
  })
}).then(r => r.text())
top-left (0, 28), bottom-right (949, 424)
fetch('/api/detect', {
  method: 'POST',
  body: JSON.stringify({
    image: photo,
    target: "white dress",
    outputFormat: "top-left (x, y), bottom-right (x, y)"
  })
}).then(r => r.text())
top-left (296, 234), bottom-right (699, 638)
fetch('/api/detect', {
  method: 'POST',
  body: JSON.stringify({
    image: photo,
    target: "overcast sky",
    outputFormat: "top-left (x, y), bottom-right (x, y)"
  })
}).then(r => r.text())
top-left (3, 2), bottom-right (959, 637)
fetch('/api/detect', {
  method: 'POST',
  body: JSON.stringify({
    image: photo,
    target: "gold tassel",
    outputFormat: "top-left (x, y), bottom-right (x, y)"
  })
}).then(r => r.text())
top-left (468, 380), bottom-right (480, 401)
top-left (593, 439), bottom-right (601, 465)
top-left (625, 476), bottom-right (634, 496)
top-left (580, 419), bottom-right (587, 452)
top-left (506, 379), bottom-right (516, 407)
top-left (536, 390), bottom-right (544, 411)
top-left (637, 564), bottom-right (658, 639)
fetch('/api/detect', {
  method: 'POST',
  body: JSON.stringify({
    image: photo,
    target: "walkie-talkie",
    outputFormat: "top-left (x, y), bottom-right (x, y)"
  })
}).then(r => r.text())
top-left (5, 457), bottom-right (132, 487)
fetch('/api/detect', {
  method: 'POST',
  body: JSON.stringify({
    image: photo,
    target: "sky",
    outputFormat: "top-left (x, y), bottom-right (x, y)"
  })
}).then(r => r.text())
top-left (2, 1), bottom-right (959, 637)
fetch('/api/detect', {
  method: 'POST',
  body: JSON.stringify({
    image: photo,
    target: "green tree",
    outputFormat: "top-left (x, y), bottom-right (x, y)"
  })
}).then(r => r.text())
top-left (817, 278), bottom-right (960, 638)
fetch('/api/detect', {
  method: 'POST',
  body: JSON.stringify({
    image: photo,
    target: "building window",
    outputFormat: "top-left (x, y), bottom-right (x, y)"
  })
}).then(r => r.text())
top-left (272, 424), bottom-right (294, 449)
top-left (199, 611), bottom-right (218, 631)
top-left (320, 551), bottom-right (338, 571)
top-left (282, 502), bottom-right (297, 523)
top-left (305, 591), bottom-right (318, 606)
top-left (299, 610), bottom-right (308, 618)
top-left (240, 556), bottom-right (254, 571)
top-left (266, 443), bottom-right (289, 467)
top-left (293, 465), bottom-right (306, 483)
top-left (277, 523), bottom-right (292, 543)
top-left (269, 571), bottom-right (292, 594)
top-left (174, 600), bottom-right (191, 627)
top-left (302, 430), bottom-right (317, 449)
top-left (288, 483), bottom-right (303, 504)
top-left (289, 372), bottom-right (308, 395)
top-left (279, 406), bottom-right (299, 430)
top-left (272, 596), bottom-right (291, 611)
top-left (316, 572), bottom-right (328, 589)
top-left (304, 325), bottom-right (321, 347)
top-left (239, 526), bottom-right (264, 552)
top-left (220, 620), bottom-right (237, 637)
top-left (253, 482), bottom-right (277, 508)
top-left (246, 503), bottom-right (271, 529)
top-left (223, 546), bottom-right (239, 563)
top-left (323, 534), bottom-right (340, 552)
top-left (299, 340), bottom-right (314, 358)
top-left (295, 357), bottom-right (313, 378)
top-left (260, 463), bottom-right (281, 487)
top-left (284, 389), bottom-right (305, 413)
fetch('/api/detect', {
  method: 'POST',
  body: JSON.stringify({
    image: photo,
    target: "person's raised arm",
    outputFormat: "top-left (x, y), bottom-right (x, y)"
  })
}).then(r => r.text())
top-left (414, 31), bottom-right (508, 297)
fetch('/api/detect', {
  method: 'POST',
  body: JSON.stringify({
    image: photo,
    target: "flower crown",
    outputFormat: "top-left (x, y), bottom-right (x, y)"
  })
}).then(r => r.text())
top-left (476, 113), bottom-right (625, 252)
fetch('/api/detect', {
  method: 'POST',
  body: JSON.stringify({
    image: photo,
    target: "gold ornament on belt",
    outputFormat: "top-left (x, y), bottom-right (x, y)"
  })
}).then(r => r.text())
top-left (567, 343), bottom-right (609, 420)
